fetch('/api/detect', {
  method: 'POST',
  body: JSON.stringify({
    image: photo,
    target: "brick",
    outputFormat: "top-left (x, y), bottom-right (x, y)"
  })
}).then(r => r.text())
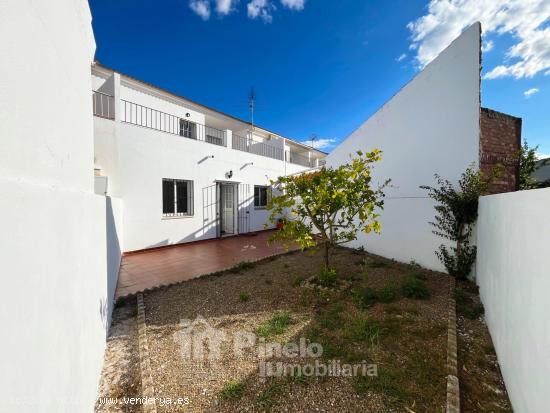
top-left (479, 107), bottom-right (522, 194)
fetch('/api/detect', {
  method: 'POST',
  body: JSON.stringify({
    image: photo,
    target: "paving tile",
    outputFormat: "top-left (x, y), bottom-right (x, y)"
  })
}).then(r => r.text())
top-left (114, 231), bottom-right (295, 298)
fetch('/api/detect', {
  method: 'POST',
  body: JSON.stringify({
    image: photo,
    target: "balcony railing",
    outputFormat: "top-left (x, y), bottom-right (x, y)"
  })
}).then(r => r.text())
top-left (232, 134), bottom-right (284, 161)
top-left (92, 93), bottom-right (327, 165)
top-left (92, 91), bottom-right (115, 120)
top-left (120, 100), bottom-right (226, 147)
top-left (288, 152), bottom-right (313, 167)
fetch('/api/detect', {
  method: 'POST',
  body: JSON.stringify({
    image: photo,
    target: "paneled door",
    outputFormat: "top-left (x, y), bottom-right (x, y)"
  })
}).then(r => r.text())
top-left (221, 184), bottom-right (235, 234)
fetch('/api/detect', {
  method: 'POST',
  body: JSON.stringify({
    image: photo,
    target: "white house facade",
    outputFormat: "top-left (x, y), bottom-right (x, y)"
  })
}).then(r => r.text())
top-left (91, 63), bottom-right (326, 253)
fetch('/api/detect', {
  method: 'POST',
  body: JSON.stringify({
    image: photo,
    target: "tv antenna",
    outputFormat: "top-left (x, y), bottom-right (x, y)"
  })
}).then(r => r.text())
top-left (310, 133), bottom-right (317, 148)
top-left (249, 87), bottom-right (256, 131)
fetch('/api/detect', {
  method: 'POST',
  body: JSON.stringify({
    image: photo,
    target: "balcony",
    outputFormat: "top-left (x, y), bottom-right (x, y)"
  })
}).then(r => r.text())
top-left (232, 134), bottom-right (284, 161)
top-left (287, 152), bottom-right (313, 167)
top-left (120, 100), bottom-right (226, 147)
top-left (92, 91), bottom-right (115, 120)
top-left (92, 91), bottom-right (324, 166)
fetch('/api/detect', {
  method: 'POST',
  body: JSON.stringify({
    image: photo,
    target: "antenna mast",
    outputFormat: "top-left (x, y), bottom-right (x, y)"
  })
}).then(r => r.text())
top-left (249, 87), bottom-right (255, 131)
top-left (310, 133), bottom-right (317, 149)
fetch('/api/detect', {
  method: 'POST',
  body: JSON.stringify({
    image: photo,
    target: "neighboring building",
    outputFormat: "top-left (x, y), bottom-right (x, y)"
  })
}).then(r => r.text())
top-left (533, 158), bottom-right (550, 187)
top-left (91, 63), bottom-right (326, 253)
top-left (479, 107), bottom-right (522, 193)
top-left (326, 23), bottom-right (521, 272)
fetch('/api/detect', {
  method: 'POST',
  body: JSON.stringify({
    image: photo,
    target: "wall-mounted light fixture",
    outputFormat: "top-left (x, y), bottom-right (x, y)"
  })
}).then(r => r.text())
top-left (185, 113), bottom-right (191, 118)
top-left (226, 170), bottom-right (233, 179)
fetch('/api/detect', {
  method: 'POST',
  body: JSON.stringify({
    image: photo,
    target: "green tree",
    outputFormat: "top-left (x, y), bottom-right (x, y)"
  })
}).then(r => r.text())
top-left (267, 150), bottom-right (389, 269)
top-left (420, 166), bottom-right (500, 280)
top-left (518, 139), bottom-right (540, 190)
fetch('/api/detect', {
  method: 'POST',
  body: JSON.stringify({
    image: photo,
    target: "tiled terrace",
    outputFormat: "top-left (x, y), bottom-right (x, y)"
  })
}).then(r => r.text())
top-left (115, 230), bottom-right (295, 298)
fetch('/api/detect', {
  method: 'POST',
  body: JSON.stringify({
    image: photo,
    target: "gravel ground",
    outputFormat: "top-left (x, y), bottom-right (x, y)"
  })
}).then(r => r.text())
top-left (139, 247), bottom-right (450, 412)
top-left (456, 280), bottom-right (512, 412)
top-left (96, 297), bottom-right (142, 413)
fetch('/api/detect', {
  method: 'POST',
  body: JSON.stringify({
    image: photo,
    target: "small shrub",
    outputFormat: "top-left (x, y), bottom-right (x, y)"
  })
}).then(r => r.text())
top-left (229, 261), bottom-right (255, 274)
top-left (360, 287), bottom-right (379, 308)
top-left (318, 267), bottom-right (338, 288)
top-left (348, 316), bottom-right (382, 347)
top-left (358, 282), bottom-right (398, 308)
top-left (256, 311), bottom-right (293, 338)
top-left (378, 281), bottom-right (398, 303)
top-left (401, 276), bottom-right (430, 299)
top-left (239, 292), bottom-right (250, 302)
top-left (257, 381), bottom-right (282, 409)
top-left (221, 379), bottom-right (245, 399)
top-left (454, 287), bottom-right (484, 319)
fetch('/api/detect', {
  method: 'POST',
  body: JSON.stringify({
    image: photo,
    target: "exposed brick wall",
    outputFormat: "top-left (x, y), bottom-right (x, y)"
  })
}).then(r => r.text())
top-left (479, 107), bottom-right (521, 194)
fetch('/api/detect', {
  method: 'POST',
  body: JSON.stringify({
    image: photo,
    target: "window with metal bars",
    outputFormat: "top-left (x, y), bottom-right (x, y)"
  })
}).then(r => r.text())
top-left (179, 119), bottom-right (196, 139)
top-left (162, 179), bottom-right (194, 217)
top-left (254, 185), bottom-right (271, 209)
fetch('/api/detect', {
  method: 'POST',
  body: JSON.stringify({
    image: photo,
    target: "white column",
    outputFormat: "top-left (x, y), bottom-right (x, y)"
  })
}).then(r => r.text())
top-left (225, 129), bottom-right (232, 148)
top-left (113, 72), bottom-right (121, 122)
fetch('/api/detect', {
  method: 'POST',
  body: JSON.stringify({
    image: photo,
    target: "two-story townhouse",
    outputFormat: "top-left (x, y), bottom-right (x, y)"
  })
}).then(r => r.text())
top-left (91, 63), bottom-right (326, 253)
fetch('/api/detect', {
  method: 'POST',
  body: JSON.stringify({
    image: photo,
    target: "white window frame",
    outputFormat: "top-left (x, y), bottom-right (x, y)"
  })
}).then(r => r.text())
top-left (162, 178), bottom-right (194, 218)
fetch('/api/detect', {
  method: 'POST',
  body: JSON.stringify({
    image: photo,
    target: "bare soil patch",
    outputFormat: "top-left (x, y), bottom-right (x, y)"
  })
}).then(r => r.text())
top-left (456, 280), bottom-right (512, 412)
top-left (96, 297), bottom-right (142, 413)
top-left (136, 247), bottom-right (450, 412)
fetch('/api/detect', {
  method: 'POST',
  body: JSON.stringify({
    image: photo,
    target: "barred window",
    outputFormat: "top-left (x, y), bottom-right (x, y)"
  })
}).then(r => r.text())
top-left (179, 119), bottom-right (196, 139)
top-left (162, 179), bottom-right (194, 217)
top-left (254, 185), bottom-right (271, 209)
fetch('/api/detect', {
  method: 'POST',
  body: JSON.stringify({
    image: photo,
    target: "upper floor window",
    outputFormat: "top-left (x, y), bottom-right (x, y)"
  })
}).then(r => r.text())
top-left (162, 179), bottom-right (194, 217)
top-left (179, 119), bottom-right (196, 139)
top-left (254, 185), bottom-right (271, 209)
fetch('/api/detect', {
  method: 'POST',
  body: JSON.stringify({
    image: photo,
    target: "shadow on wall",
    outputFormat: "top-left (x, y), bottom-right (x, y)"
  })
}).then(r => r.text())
top-left (103, 196), bottom-right (122, 332)
top-left (141, 184), bottom-right (265, 251)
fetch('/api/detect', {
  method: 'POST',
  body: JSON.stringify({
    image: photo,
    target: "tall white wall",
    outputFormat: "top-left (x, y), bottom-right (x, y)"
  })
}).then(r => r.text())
top-left (0, 1), bottom-right (121, 411)
top-left (326, 23), bottom-right (481, 271)
top-left (476, 188), bottom-right (550, 413)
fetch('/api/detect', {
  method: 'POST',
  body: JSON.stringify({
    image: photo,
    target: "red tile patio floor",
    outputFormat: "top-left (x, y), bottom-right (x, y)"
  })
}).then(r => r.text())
top-left (115, 230), bottom-right (296, 298)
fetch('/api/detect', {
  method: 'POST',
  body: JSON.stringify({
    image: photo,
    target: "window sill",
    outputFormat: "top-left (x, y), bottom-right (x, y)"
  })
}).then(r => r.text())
top-left (162, 215), bottom-right (194, 220)
top-left (254, 206), bottom-right (267, 210)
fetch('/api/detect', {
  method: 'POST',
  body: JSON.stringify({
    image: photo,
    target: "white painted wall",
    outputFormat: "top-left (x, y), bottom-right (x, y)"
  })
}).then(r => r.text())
top-left (94, 117), bottom-right (308, 252)
top-left (476, 188), bottom-right (550, 413)
top-left (326, 23), bottom-right (481, 271)
top-left (0, 1), bottom-right (122, 411)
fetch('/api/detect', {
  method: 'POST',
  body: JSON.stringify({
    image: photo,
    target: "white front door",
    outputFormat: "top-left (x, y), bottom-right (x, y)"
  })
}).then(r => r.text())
top-left (222, 184), bottom-right (235, 234)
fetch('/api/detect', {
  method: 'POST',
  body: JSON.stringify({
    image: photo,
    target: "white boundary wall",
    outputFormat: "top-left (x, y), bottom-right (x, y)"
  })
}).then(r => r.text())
top-left (326, 23), bottom-right (481, 271)
top-left (476, 188), bottom-right (550, 413)
top-left (0, 1), bottom-right (122, 411)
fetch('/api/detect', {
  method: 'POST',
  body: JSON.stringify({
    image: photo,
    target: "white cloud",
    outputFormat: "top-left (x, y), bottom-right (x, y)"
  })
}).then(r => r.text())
top-left (216, 0), bottom-right (239, 15)
top-left (536, 152), bottom-right (550, 160)
top-left (396, 53), bottom-right (407, 62)
top-left (406, 0), bottom-right (550, 79)
top-left (189, 0), bottom-right (211, 20)
top-left (281, 0), bottom-right (305, 10)
top-left (301, 138), bottom-right (337, 150)
top-left (482, 39), bottom-right (494, 52)
top-left (523, 87), bottom-right (540, 98)
top-left (247, 0), bottom-right (275, 23)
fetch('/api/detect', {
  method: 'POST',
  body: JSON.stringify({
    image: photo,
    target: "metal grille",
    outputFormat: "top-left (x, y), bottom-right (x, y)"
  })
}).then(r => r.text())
top-left (288, 152), bottom-right (312, 167)
top-left (162, 178), bottom-right (194, 217)
top-left (92, 91), bottom-right (115, 120)
top-left (232, 134), bottom-right (284, 161)
top-left (121, 100), bottom-right (226, 147)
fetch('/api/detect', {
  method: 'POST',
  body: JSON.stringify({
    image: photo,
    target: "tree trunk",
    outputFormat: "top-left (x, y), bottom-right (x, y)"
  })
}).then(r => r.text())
top-left (324, 241), bottom-right (330, 269)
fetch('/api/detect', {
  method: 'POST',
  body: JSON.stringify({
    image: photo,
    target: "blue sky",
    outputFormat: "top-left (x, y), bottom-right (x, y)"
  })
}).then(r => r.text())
top-left (90, 0), bottom-right (550, 156)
